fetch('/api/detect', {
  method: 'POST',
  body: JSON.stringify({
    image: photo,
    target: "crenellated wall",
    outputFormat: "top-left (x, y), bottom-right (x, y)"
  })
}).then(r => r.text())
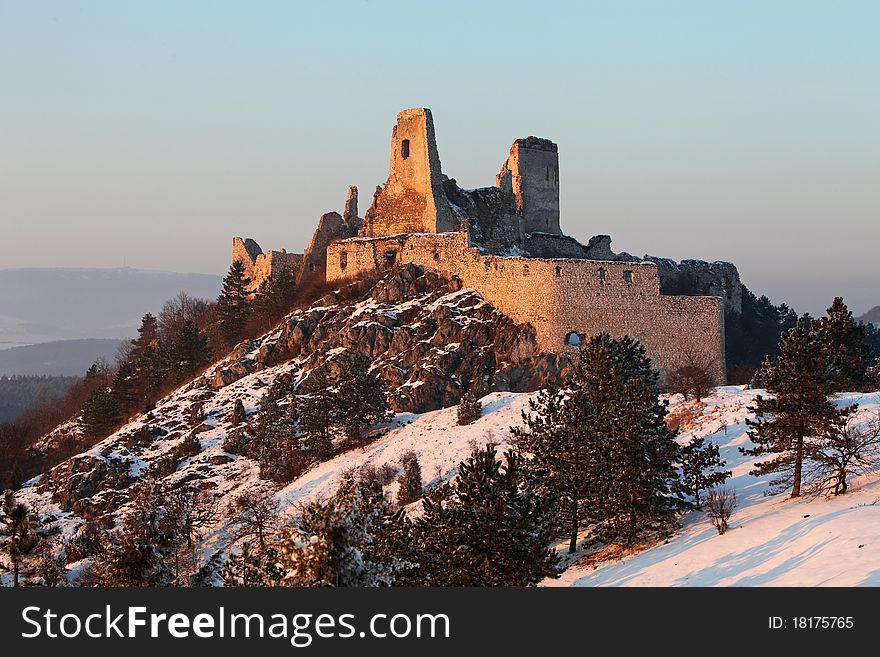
top-left (326, 231), bottom-right (725, 381)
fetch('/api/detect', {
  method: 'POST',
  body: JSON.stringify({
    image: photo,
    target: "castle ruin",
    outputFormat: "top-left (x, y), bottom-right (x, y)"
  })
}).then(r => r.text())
top-left (234, 108), bottom-right (742, 381)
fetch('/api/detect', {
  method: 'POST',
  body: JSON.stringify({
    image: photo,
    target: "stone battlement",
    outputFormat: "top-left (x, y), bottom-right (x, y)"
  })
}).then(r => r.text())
top-left (326, 231), bottom-right (725, 381)
top-left (232, 107), bottom-right (734, 382)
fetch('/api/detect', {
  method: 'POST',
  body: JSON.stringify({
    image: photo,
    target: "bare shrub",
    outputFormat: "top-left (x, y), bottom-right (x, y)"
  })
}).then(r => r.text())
top-left (809, 409), bottom-right (880, 496)
top-left (359, 462), bottom-right (398, 488)
top-left (225, 486), bottom-right (280, 553)
top-left (705, 487), bottom-right (737, 535)
top-left (666, 350), bottom-right (717, 401)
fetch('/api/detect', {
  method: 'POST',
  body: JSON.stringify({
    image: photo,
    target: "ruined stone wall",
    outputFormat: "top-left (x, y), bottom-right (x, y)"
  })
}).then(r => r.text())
top-left (362, 108), bottom-right (453, 237)
top-left (326, 232), bottom-right (725, 381)
top-left (232, 237), bottom-right (303, 295)
top-left (496, 137), bottom-right (560, 235)
top-left (299, 212), bottom-right (357, 289)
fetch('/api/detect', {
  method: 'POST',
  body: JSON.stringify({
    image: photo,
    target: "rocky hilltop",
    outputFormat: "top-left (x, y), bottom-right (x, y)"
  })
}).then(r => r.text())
top-left (22, 265), bottom-right (570, 542)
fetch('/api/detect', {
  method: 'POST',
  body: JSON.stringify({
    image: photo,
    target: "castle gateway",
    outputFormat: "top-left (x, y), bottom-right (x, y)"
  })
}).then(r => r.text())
top-left (236, 108), bottom-right (735, 382)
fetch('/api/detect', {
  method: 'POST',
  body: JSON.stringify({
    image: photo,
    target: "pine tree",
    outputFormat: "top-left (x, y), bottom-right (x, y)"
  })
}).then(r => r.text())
top-left (300, 369), bottom-right (337, 459)
top-left (96, 479), bottom-right (175, 586)
top-left (743, 322), bottom-right (850, 498)
top-left (812, 297), bottom-right (873, 391)
top-left (335, 354), bottom-right (392, 440)
top-left (252, 267), bottom-right (298, 330)
top-left (216, 260), bottom-right (252, 351)
top-left (110, 360), bottom-right (141, 415)
top-left (223, 544), bottom-right (284, 586)
top-left (512, 383), bottom-right (585, 553)
top-left (80, 388), bottom-right (121, 439)
top-left (251, 277), bottom-right (276, 332)
top-left (396, 452), bottom-right (423, 506)
top-left (414, 446), bottom-right (558, 586)
top-left (0, 490), bottom-right (41, 587)
top-left (247, 380), bottom-right (311, 483)
top-left (231, 399), bottom-right (247, 425)
top-left (33, 537), bottom-right (66, 586)
top-left (571, 333), bottom-right (681, 545)
top-left (677, 437), bottom-right (732, 509)
top-left (170, 319), bottom-right (213, 379)
top-left (130, 313), bottom-right (164, 406)
top-left (130, 313), bottom-right (159, 362)
top-left (457, 389), bottom-right (482, 425)
top-left (277, 477), bottom-right (409, 587)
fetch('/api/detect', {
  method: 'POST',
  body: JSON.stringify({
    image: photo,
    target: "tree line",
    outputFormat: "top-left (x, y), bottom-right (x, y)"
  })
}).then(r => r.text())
top-left (0, 262), bottom-right (300, 493)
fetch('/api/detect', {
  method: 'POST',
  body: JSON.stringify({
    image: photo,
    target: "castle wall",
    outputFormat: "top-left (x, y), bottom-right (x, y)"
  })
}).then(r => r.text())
top-left (298, 212), bottom-right (356, 289)
top-left (496, 137), bottom-right (561, 235)
top-left (326, 232), bottom-right (725, 381)
top-left (232, 237), bottom-right (302, 295)
top-left (362, 108), bottom-right (453, 237)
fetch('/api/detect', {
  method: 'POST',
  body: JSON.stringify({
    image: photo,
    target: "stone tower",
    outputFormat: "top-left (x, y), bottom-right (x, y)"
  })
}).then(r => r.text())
top-left (496, 137), bottom-right (561, 235)
top-left (362, 108), bottom-right (454, 237)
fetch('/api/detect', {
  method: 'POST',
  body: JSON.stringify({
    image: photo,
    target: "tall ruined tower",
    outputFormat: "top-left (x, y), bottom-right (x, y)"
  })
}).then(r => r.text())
top-left (496, 137), bottom-right (561, 235)
top-left (362, 108), bottom-right (454, 237)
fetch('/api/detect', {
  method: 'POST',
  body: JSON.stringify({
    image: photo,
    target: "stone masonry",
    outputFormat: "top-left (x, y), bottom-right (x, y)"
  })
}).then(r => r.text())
top-left (325, 231), bottom-right (725, 382)
top-left (233, 107), bottom-right (738, 381)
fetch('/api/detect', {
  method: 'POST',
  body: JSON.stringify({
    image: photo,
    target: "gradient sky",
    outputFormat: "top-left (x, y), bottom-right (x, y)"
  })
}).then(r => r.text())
top-left (1, 1), bottom-right (878, 316)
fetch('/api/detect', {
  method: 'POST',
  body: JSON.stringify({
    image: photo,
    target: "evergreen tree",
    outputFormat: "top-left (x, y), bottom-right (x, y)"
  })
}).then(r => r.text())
top-left (335, 354), bottom-right (392, 440)
top-left (80, 388), bottom-right (121, 439)
top-left (414, 446), bottom-right (558, 586)
top-left (572, 333), bottom-right (680, 545)
top-left (223, 544), bottom-right (284, 587)
top-left (743, 322), bottom-right (851, 498)
top-left (677, 437), bottom-right (732, 509)
top-left (96, 479), bottom-right (175, 586)
top-left (246, 380), bottom-right (311, 483)
top-left (231, 399), bottom-right (247, 425)
top-left (457, 389), bottom-right (482, 425)
top-left (251, 277), bottom-right (276, 332)
top-left (252, 267), bottom-right (298, 330)
top-left (33, 537), bottom-right (66, 586)
top-left (130, 313), bottom-right (159, 362)
top-left (110, 360), bottom-right (141, 415)
top-left (396, 452), bottom-right (423, 506)
top-left (277, 477), bottom-right (409, 587)
top-left (812, 297), bottom-right (873, 391)
top-left (130, 313), bottom-right (164, 406)
top-left (512, 383), bottom-right (586, 553)
top-left (215, 260), bottom-right (252, 351)
top-left (170, 319), bottom-right (213, 379)
top-left (0, 490), bottom-right (41, 587)
top-left (299, 369), bottom-right (337, 460)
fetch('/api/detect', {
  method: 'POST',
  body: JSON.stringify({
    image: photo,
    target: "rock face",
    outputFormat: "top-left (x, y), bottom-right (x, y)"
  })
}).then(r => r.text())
top-left (22, 264), bottom-right (570, 538)
top-left (212, 263), bottom-right (572, 413)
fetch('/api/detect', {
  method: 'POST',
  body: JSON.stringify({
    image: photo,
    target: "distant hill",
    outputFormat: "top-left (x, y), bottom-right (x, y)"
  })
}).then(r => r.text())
top-left (0, 375), bottom-right (80, 422)
top-left (858, 306), bottom-right (880, 326)
top-left (0, 267), bottom-right (221, 348)
top-left (0, 339), bottom-right (123, 376)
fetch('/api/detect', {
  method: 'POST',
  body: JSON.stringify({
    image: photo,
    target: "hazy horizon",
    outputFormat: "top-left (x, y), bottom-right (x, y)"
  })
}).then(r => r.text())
top-left (2, 1), bottom-right (877, 317)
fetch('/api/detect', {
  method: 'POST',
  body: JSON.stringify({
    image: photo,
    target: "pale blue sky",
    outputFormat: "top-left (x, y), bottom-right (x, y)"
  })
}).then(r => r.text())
top-left (1, 1), bottom-right (878, 315)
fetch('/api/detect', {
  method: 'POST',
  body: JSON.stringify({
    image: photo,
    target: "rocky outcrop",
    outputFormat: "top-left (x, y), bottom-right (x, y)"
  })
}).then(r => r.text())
top-left (207, 263), bottom-right (572, 413)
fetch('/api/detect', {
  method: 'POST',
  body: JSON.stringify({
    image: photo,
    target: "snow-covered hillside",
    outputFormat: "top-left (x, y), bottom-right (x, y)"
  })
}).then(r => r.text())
top-left (550, 387), bottom-right (880, 587)
top-left (16, 380), bottom-right (880, 587)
